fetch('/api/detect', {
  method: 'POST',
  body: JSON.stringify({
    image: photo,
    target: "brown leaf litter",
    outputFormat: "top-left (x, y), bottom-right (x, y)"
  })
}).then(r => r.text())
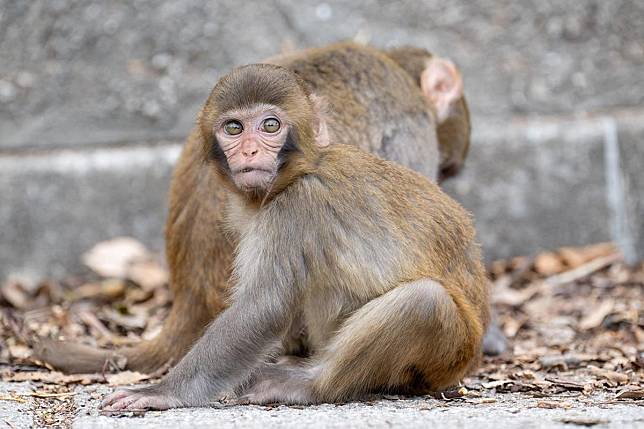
top-left (0, 239), bottom-right (642, 424)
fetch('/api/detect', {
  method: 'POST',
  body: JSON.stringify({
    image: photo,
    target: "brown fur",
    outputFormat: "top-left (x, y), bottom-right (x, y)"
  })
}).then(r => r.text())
top-left (386, 46), bottom-right (471, 180)
top-left (35, 42), bottom-right (475, 374)
top-left (101, 64), bottom-right (488, 410)
top-left (265, 140), bottom-right (489, 401)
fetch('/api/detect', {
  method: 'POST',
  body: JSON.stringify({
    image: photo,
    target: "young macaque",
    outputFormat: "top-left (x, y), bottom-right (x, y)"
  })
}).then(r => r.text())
top-left (101, 64), bottom-right (489, 410)
top-left (36, 42), bottom-right (503, 376)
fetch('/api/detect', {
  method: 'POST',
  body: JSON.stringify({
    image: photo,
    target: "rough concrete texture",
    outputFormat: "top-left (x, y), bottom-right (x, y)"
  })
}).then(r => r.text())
top-left (1, 1), bottom-right (643, 278)
top-left (1, 382), bottom-right (642, 429)
top-left (445, 116), bottom-right (611, 259)
top-left (617, 115), bottom-right (644, 263)
top-left (1, 0), bottom-right (643, 148)
top-left (0, 382), bottom-right (34, 429)
top-left (0, 145), bottom-right (179, 281)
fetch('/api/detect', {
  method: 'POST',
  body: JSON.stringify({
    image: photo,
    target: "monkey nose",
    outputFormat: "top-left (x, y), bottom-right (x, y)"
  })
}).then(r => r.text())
top-left (241, 139), bottom-right (259, 158)
top-left (242, 148), bottom-right (258, 157)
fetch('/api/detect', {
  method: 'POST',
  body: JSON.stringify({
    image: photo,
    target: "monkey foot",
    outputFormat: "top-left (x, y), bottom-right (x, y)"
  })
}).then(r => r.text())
top-left (240, 363), bottom-right (316, 405)
top-left (482, 322), bottom-right (507, 356)
top-left (101, 387), bottom-right (183, 411)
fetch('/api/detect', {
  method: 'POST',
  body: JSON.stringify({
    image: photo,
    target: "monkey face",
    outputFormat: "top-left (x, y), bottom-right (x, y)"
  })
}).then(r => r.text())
top-left (214, 103), bottom-right (291, 192)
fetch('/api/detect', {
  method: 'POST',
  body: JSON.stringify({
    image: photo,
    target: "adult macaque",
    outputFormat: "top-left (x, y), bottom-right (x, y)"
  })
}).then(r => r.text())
top-left (385, 46), bottom-right (471, 180)
top-left (101, 63), bottom-right (489, 410)
top-left (36, 42), bottom-right (503, 375)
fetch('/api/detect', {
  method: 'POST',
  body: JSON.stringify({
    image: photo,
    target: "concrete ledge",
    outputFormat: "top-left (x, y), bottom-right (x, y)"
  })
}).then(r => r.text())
top-left (1, 113), bottom-right (642, 280)
top-left (617, 116), bottom-right (644, 263)
top-left (0, 144), bottom-right (180, 281)
top-left (444, 112), bottom-right (641, 262)
top-left (445, 116), bottom-right (610, 260)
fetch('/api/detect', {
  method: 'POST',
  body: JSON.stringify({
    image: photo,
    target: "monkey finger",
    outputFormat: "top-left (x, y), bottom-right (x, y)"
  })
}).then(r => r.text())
top-left (100, 389), bottom-right (133, 409)
top-left (102, 392), bottom-right (144, 411)
top-left (126, 396), bottom-right (173, 411)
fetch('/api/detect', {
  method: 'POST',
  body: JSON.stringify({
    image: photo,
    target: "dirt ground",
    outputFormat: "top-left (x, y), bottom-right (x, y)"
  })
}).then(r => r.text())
top-left (0, 239), bottom-right (642, 428)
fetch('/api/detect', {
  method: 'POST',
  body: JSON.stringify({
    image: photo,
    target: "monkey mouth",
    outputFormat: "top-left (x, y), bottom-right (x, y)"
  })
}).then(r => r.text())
top-left (234, 167), bottom-right (273, 176)
top-left (233, 167), bottom-right (274, 190)
top-left (238, 167), bottom-right (264, 174)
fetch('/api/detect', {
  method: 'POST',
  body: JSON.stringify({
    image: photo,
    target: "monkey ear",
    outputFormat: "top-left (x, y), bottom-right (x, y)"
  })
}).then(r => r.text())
top-left (309, 94), bottom-right (331, 147)
top-left (420, 57), bottom-right (464, 124)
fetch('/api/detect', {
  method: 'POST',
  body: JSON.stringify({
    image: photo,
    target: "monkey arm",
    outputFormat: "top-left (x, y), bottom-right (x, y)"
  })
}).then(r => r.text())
top-left (101, 234), bottom-right (301, 410)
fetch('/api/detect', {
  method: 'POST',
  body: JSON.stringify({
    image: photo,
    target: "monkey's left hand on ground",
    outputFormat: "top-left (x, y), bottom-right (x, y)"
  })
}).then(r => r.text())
top-left (102, 63), bottom-right (490, 411)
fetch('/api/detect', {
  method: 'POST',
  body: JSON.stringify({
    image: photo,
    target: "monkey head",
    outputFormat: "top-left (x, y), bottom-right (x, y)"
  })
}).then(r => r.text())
top-left (213, 103), bottom-right (290, 191)
top-left (200, 64), bottom-right (329, 200)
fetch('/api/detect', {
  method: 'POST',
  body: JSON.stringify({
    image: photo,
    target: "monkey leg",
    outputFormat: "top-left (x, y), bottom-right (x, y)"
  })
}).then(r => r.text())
top-left (240, 279), bottom-right (482, 405)
top-left (311, 278), bottom-right (482, 403)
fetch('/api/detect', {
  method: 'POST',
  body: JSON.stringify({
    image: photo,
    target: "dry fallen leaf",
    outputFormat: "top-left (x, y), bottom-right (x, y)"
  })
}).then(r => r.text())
top-left (543, 377), bottom-right (589, 391)
top-left (127, 259), bottom-right (168, 292)
top-left (558, 247), bottom-right (588, 269)
top-left (482, 380), bottom-right (514, 389)
top-left (562, 243), bottom-right (616, 267)
top-left (537, 400), bottom-right (572, 409)
top-left (493, 282), bottom-right (543, 307)
top-left (1, 281), bottom-right (30, 309)
top-left (501, 316), bottom-right (524, 338)
top-left (534, 252), bottom-right (565, 275)
top-left (579, 300), bottom-right (615, 331)
top-left (8, 343), bottom-right (31, 360)
top-left (1, 370), bottom-right (103, 385)
top-left (102, 308), bottom-right (147, 330)
top-left (615, 389), bottom-right (644, 400)
top-left (556, 417), bottom-right (608, 426)
top-left (82, 237), bottom-right (149, 278)
top-left (588, 365), bottom-right (629, 385)
top-left (105, 370), bottom-right (150, 386)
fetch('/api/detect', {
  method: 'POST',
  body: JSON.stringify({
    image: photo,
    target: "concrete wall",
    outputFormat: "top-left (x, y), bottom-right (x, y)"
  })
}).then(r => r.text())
top-left (1, 1), bottom-right (643, 280)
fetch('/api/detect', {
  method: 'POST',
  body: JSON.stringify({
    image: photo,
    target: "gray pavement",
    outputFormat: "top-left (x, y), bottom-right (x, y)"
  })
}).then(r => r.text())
top-left (2, 382), bottom-right (643, 428)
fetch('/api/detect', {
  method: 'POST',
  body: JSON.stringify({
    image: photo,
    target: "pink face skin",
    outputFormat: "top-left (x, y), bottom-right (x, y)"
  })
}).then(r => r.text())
top-left (214, 104), bottom-right (290, 192)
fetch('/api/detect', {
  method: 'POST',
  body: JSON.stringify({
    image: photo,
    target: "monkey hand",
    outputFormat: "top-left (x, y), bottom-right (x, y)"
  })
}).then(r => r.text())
top-left (101, 384), bottom-right (184, 411)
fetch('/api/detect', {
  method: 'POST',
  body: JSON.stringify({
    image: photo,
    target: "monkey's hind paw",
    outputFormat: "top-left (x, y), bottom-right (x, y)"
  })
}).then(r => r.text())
top-left (241, 370), bottom-right (315, 405)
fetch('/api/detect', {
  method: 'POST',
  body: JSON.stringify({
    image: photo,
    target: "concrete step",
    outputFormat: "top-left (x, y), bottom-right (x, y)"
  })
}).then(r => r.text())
top-left (1, 112), bottom-right (642, 281)
top-left (0, 144), bottom-right (180, 281)
top-left (444, 110), bottom-right (643, 264)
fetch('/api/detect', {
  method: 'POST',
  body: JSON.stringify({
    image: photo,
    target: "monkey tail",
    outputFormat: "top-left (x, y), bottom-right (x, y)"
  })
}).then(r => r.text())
top-left (33, 292), bottom-right (212, 374)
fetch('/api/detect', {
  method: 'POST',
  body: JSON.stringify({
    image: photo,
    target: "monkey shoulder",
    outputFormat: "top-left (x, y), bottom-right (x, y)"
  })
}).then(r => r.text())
top-left (312, 145), bottom-right (477, 239)
top-left (316, 144), bottom-right (440, 195)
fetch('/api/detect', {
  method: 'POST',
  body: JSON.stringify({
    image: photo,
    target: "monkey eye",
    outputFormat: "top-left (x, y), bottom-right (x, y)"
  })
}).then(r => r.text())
top-left (262, 118), bottom-right (281, 133)
top-left (224, 120), bottom-right (243, 135)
